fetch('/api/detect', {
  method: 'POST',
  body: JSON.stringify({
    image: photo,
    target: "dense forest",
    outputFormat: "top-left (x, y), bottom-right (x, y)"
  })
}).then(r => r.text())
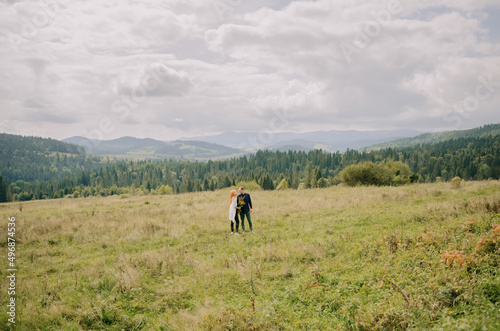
top-left (0, 131), bottom-right (499, 202)
top-left (0, 133), bottom-right (113, 183)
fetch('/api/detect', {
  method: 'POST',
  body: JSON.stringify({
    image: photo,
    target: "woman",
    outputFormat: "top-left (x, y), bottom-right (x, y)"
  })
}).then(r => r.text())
top-left (229, 189), bottom-right (240, 235)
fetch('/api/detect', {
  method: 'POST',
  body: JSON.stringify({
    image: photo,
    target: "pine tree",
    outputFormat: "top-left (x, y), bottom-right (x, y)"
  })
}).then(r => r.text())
top-left (314, 167), bottom-right (322, 182)
top-left (304, 163), bottom-right (312, 189)
top-left (311, 166), bottom-right (321, 188)
top-left (276, 178), bottom-right (288, 190)
top-left (222, 176), bottom-right (231, 188)
top-left (291, 169), bottom-right (299, 189)
top-left (0, 176), bottom-right (7, 203)
top-left (261, 174), bottom-right (275, 190)
top-left (80, 171), bottom-right (90, 186)
top-left (194, 180), bottom-right (202, 192)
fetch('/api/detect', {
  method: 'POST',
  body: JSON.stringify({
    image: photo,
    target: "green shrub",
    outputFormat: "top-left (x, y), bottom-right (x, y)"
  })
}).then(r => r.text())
top-left (480, 281), bottom-right (500, 304)
top-left (260, 174), bottom-right (275, 190)
top-left (158, 185), bottom-right (173, 195)
top-left (18, 191), bottom-right (33, 201)
top-left (451, 176), bottom-right (462, 189)
top-left (317, 178), bottom-right (329, 188)
top-left (340, 161), bottom-right (416, 187)
top-left (276, 178), bottom-right (289, 190)
top-left (340, 162), bottom-right (392, 186)
top-left (234, 180), bottom-right (261, 191)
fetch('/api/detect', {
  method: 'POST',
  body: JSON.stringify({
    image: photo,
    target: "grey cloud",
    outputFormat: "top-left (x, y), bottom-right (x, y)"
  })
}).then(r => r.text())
top-left (19, 109), bottom-right (79, 124)
top-left (23, 98), bottom-right (44, 108)
top-left (24, 58), bottom-right (49, 79)
top-left (115, 65), bottom-right (192, 98)
top-left (0, 0), bottom-right (499, 140)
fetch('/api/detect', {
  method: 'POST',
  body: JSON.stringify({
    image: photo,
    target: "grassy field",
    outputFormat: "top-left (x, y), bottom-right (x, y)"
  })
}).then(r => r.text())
top-left (1, 181), bottom-right (499, 330)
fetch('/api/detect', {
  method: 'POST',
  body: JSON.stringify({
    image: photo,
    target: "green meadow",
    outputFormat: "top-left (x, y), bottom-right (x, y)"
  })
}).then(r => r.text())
top-left (1, 181), bottom-right (499, 330)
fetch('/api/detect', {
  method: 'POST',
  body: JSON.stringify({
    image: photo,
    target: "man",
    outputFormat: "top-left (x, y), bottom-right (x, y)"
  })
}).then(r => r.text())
top-left (237, 186), bottom-right (253, 233)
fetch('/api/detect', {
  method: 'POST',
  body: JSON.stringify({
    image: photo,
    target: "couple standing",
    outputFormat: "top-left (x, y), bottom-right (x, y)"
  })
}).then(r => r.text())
top-left (228, 186), bottom-right (253, 235)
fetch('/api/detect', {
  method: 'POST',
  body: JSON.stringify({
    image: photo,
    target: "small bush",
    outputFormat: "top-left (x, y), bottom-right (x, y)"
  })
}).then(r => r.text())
top-left (276, 178), bottom-right (289, 190)
top-left (101, 307), bottom-right (118, 325)
top-left (317, 177), bottom-right (329, 188)
top-left (340, 162), bottom-right (392, 186)
top-left (451, 177), bottom-right (462, 189)
top-left (18, 191), bottom-right (33, 201)
top-left (340, 160), bottom-right (416, 187)
top-left (234, 180), bottom-right (261, 191)
top-left (158, 185), bottom-right (173, 195)
top-left (480, 282), bottom-right (500, 304)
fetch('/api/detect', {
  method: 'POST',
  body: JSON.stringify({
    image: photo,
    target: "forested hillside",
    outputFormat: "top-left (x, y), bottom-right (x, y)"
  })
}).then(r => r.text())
top-left (368, 123), bottom-right (500, 150)
top-left (0, 134), bottom-right (114, 201)
top-left (0, 133), bottom-right (113, 182)
top-left (1, 131), bottom-right (499, 202)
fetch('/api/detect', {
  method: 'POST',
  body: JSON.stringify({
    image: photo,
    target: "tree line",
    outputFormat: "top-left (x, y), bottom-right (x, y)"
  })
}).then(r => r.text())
top-left (0, 134), bottom-right (499, 202)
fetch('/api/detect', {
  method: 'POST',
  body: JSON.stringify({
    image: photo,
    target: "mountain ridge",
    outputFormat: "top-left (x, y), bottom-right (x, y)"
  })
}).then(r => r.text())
top-left (62, 136), bottom-right (244, 161)
top-left (366, 124), bottom-right (500, 150)
top-left (61, 125), bottom-right (499, 160)
top-left (180, 129), bottom-right (424, 152)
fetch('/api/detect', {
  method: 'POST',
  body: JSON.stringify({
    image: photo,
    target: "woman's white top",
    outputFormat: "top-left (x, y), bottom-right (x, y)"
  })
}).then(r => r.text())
top-left (229, 196), bottom-right (237, 222)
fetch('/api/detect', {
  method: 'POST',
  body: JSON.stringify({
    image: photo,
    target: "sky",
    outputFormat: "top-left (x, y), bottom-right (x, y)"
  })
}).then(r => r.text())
top-left (0, 0), bottom-right (499, 141)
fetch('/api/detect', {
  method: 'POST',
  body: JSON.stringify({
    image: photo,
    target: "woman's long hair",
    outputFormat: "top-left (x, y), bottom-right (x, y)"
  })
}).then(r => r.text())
top-left (229, 190), bottom-right (237, 204)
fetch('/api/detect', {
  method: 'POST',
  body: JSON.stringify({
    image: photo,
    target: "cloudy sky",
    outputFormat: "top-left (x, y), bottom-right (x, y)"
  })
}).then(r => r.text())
top-left (1, 0), bottom-right (499, 141)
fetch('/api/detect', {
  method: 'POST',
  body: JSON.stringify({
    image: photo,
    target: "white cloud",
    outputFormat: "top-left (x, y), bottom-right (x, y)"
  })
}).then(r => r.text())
top-left (0, 0), bottom-right (499, 140)
top-left (204, 1), bottom-right (500, 131)
top-left (114, 64), bottom-right (192, 98)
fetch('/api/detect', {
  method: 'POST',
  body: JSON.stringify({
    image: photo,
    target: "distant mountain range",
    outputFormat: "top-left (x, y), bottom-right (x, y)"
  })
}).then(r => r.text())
top-left (64, 129), bottom-right (424, 161)
top-left (62, 124), bottom-right (500, 161)
top-left (180, 129), bottom-right (424, 152)
top-left (62, 136), bottom-right (244, 161)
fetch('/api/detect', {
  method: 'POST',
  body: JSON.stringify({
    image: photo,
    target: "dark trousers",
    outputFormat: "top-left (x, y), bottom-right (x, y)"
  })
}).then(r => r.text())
top-left (231, 213), bottom-right (240, 232)
top-left (240, 211), bottom-right (252, 232)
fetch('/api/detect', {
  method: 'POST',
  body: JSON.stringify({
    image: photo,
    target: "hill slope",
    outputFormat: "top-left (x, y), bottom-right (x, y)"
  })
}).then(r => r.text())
top-left (367, 123), bottom-right (500, 150)
top-left (0, 133), bottom-right (108, 183)
top-left (1, 133), bottom-right (84, 155)
top-left (1, 182), bottom-right (499, 329)
top-left (63, 136), bottom-right (244, 160)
